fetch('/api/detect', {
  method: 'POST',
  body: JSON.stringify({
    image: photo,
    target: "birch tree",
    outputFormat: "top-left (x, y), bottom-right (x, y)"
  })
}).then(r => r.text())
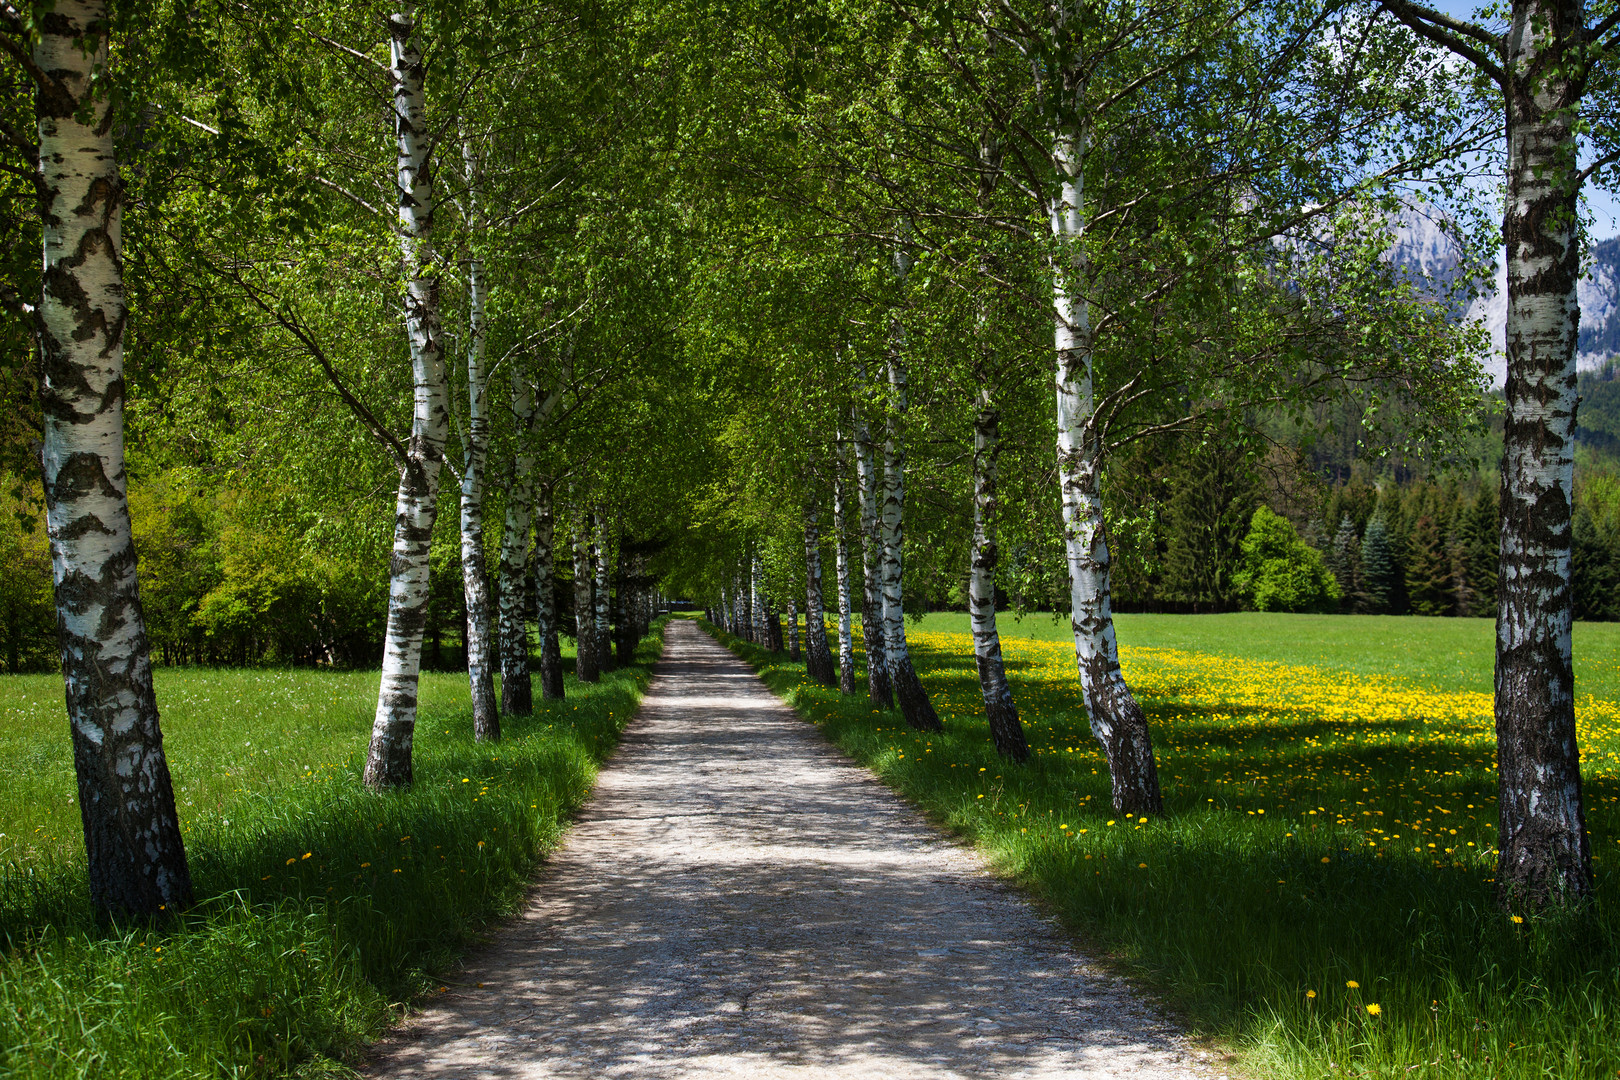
top-left (572, 509), bottom-right (598, 681)
top-left (1376, 0), bottom-right (1620, 909)
top-left (832, 434), bottom-right (857, 693)
top-left (802, 500), bottom-right (838, 685)
top-left (879, 343), bottom-right (943, 731)
top-left (364, 6), bottom-right (450, 789)
top-left (852, 399), bottom-right (894, 708)
top-left (496, 370), bottom-right (536, 716)
top-left (456, 139), bottom-right (499, 739)
top-left (25, 0), bottom-right (194, 916)
top-left (534, 481), bottom-right (565, 699)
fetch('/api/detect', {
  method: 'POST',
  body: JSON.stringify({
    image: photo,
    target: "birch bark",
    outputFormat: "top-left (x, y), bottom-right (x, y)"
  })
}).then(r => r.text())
top-left (365, 7), bottom-right (450, 789)
top-left (853, 404), bottom-right (893, 708)
top-left (457, 196), bottom-right (499, 739)
top-left (832, 436), bottom-right (856, 694)
top-left (750, 555), bottom-right (764, 645)
top-left (614, 540), bottom-right (635, 667)
top-left (971, 393), bottom-right (1029, 761)
top-left (1492, 0), bottom-right (1590, 906)
top-left (787, 596), bottom-right (801, 661)
top-left (572, 514), bottom-right (598, 682)
top-left (1051, 124), bottom-right (1162, 814)
top-left (592, 514), bottom-right (612, 672)
top-left (968, 128), bottom-right (1027, 760)
top-left (495, 371), bottom-right (537, 716)
top-left (35, 0), bottom-right (194, 916)
top-left (880, 349), bottom-right (942, 732)
top-left (534, 483), bottom-right (564, 700)
top-left (766, 602), bottom-right (785, 653)
top-left (803, 503), bottom-right (838, 686)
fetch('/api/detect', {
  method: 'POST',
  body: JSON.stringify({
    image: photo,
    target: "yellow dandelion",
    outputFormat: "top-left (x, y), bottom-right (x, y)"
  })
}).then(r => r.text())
top-left (1305, 989), bottom-right (1316, 999)
top-left (1346, 980), bottom-right (1360, 989)
top-left (1366, 1004), bottom-right (1381, 1016)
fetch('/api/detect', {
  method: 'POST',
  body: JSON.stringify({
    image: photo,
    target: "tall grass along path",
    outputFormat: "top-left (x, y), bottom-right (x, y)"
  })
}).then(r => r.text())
top-left (369, 620), bottom-right (1214, 1079)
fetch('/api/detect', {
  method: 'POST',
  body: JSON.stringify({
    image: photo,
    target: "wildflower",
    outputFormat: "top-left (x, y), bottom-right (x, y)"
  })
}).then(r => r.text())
top-left (1306, 990), bottom-right (1316, 999)
top-left (1511, 915), bottom-right (1524, 924)
top-left (1346, 980), bottom-right (1359, 989)
top-left (1366, 1004), bottom-right (1381, 1016)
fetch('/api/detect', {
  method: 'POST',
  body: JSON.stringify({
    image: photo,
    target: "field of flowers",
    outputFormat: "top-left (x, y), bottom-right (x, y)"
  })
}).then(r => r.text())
top-left (716, 616), bottom-right (1620, 1080)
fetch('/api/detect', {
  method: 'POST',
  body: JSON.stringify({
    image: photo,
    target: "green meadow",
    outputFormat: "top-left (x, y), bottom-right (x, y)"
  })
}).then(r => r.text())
top-left (0, 624), bottom-right (665, 1079)
top-left (711, 612), bottom-right (1620, 1080)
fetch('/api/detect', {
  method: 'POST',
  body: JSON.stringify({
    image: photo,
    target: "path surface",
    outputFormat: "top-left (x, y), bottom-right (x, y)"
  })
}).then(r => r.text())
top-left (369, 621), bottom-right (1215, 1079)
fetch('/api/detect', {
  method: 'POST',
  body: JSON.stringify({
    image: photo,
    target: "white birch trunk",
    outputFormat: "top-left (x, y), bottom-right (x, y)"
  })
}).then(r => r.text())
top-left (750, 554), bottom-right (764, 646)
top-left (803, 502), bottom-right (837, 686)
top-left (457, 180), bottom-right (499, 738)
top-left (35, 0), bottom-right (194, 916)
top-left (970, 391), bottom-right (1029, 761)
top-left (497, 374), bottom-right (537, 716)
top-left (787, 596), bottom-right (801, 661)
top-left (879, 344), bottom-right (941, 731)
top-left (852, 403), bottom-right (893, 708)
top-left (1051, 125), bottom-right (1161, 814)
top-left (832, 434), bottom-right (856, 694)
top-left (1493, 0), bottom-right (1591, 906)
top-left (533, 482), bottom-right (564, 700)
top-left (572, 512), bottom-right (598, 682)
top-left (593, 514), bottom-right (612, 672)
top-left (365, 7), bottom-right (450, 789)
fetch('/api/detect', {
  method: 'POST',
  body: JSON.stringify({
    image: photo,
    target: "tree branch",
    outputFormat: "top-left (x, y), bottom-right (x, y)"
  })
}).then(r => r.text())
top-left (1379, 0), bottom-right (1507, 90)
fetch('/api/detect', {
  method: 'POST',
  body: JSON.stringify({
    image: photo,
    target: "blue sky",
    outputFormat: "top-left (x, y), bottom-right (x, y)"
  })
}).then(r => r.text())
top-left (1418, 0), bottom-right (1619, 239)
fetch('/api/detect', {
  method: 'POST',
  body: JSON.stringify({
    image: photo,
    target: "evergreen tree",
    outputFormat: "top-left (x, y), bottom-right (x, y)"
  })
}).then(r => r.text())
top-left (1405, 515), bottom-right (1454, 616)
top-left (1456, 489), bottom-right (1499, 617)
top-left (1573, 506), bottom-right (1620, 621)
top-left (1162, 433), bottom-right (1257, 611)
top-left (1325, 515), bottom-right (1360, 612)
top-left (1361, 517), bottom-right (1396, 614)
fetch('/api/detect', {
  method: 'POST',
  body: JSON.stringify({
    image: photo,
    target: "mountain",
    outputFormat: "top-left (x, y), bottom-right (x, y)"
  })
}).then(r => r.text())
top-left (1384, 214), bottom-right (1620, 386)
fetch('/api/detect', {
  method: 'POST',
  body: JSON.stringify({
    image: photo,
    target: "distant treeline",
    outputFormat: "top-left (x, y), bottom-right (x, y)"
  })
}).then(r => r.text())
top-left (1095, 411), bottom-right (1620, 620)
top-left (0, 472), bottom-right (593, 674)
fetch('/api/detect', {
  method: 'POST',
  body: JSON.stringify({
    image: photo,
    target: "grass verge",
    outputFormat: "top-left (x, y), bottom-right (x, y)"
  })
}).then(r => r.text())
top-left (703, 615), bottom-right (1620, 1080)
top-left (0, 621), bottom-right (666, 1079)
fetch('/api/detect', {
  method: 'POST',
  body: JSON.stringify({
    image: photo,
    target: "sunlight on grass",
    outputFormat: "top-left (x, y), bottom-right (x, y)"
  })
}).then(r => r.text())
top-left (0, 624), bottom-right (666, 1079)
top-left (720, 617), bottom-right (1620, 1080)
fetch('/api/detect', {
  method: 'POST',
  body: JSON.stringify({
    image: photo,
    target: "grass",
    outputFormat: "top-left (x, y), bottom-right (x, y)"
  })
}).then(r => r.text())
top-left (708, 612), bottom-right (1620, 1080)
top-left (0, 623), bottom-right (666, 1079)
top-left (914, 610), bottom-right (1620, 700)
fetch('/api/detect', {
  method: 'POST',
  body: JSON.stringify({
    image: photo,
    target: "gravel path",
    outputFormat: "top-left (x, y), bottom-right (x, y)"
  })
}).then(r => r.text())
top-left (368, 621), bottom-right (1217, 1079)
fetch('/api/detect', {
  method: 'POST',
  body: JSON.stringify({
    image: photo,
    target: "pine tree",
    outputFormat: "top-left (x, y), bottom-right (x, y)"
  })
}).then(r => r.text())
top-left (1456, 489), bottom-right (1499, 617)
top-left (1325, 515), bottom-right (1359, 612)
top-left (1360, 517), bottom-right (1396, 614)
top-left (1573, 506), bottom-right (1620, 621)
top-left (1405, 515), bottom-right (1454, 616)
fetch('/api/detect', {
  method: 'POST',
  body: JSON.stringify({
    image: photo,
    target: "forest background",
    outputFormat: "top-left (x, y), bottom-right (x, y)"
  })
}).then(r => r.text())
top-left (0, 0), bottom-right (1614, 683)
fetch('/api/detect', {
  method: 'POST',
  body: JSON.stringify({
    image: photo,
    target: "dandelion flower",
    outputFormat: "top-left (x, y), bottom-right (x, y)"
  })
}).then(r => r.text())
top-left (1306, 990), bottom-right (1316, 999)
top-left (1511, 914), bottom-right (1524, 924)
top-left (1346, 980), bottom-right (1359, 989)
top-left (1366, 1004), bottom-right (1381, 1016)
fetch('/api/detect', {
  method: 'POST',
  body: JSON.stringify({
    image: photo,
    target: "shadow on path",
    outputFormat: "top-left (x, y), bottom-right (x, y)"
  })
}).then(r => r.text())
top-left (367, 622), bottom-right (1209, 1079)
